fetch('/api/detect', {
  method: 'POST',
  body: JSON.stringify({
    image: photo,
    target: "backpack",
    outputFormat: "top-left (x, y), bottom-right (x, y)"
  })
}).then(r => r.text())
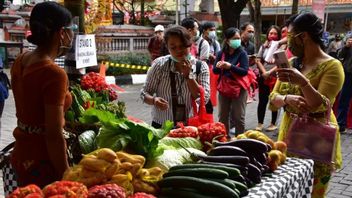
top-left (195, 60), bottom-right (213, 114)
top-left (0, 71), bottom-right (10, 101)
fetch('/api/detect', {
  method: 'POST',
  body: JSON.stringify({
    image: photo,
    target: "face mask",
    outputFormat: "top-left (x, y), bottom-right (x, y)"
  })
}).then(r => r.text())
top-left (268, 35), bottom-right (278, 41)
top-left (208, 31), bottom-right (216, 40)
top-left (288, 35), bottom-right (304, 58)
top-left (247, 33), bottom-right (254, 40)
top-left (170, 53), bottom-right (191, 62)
top-left (58, 31), bottom-right (73, 57)
top-left (229, 39), bottom-right (241, 49)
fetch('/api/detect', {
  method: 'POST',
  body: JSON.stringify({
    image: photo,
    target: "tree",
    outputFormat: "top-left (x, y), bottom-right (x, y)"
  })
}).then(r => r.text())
top-left (217, 0), bottom-right (248, 31)
top-left (64, 0), bottom-right (85, 33)
top-left (292, 0), bottom-right (299, 15)
top-left (113, 0), bottom-right (159, 25)
top-left (247, 0), bottom-right (262, 51)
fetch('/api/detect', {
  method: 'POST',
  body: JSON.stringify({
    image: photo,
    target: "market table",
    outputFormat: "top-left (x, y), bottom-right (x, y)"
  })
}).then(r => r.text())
top-left (246, 157), bottom-right (314, 198)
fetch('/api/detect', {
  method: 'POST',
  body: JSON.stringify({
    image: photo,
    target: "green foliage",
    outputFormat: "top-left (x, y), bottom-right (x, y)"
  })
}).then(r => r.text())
top-left (103, 52), bottom-right (152, 76)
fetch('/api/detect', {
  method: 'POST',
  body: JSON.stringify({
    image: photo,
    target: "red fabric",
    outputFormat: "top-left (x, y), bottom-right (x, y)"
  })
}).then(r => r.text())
top-left (263, 76), bottom-right (277, 92)
top-left (188, 86), bottom-right (214, 127)
top-left (217, 75), bottom-right (242, 98)
top-left (218, 53), bottom-right (257, 98)
top-left (209, 64), bottom-right (218, 106)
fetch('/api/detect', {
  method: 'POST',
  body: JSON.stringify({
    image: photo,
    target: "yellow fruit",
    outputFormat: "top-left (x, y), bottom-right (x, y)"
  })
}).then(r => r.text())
top-left (279, 152), bottom-right (287, 165)
top-left (247, 131), bottom-right (259, 139)
top-left (236, 134), bottom-right (247, 139)
top-left (274, 141), bottom-right (287, 153)
top-left (257, 135), bottom-right (269, 143)
top-left (243, 130), bottom-right (252, 136)
top-left (80, 156), bottom-right (111, 173)
top-left (267, 139), bottom-right (275, 150)
top-left (97, 148), bottom-right (117, 162)
top-left (268, 150), bottom-right (282, 165)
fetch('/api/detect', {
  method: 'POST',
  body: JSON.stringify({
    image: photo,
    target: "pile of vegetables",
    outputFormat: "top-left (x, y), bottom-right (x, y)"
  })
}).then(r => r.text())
top-left (63, 148), bottom-right (163, 196)
top-left (81, 72), bottom-right (118, 101)
top-left (167, 122), bottom-right (227, 151)
top-left (8, 181), bottom-right (156, 198)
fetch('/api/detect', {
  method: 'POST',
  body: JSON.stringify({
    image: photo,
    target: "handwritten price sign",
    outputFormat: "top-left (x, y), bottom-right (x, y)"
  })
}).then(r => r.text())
top-left (75, 34), bottom-right (98, 69)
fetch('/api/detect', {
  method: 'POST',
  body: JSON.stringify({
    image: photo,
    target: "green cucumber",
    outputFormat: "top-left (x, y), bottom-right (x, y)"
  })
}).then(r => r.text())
top-left (230, 180), bottom-right (249, 196)
top-left (159, 188), bottom-right (218, 198)
top-left (164, 168), bottom-right (229, 179)
top-left (158, 176), bottom-right (239, 198)
top-left (169, 163), bottom-right (240, 179)
top-left (204, 178), bottom-right (237, 190)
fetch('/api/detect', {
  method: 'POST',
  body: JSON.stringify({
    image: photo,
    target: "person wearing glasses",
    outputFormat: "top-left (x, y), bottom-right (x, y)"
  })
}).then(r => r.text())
top-left (140, 25), bottom-right (210, 128)
top-left (10, 2), bottom-right (75, 187)
top-left (270, 12), bottom-right (344, 197)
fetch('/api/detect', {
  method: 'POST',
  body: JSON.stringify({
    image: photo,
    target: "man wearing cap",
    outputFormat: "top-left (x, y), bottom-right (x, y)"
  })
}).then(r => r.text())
top-left (148, 25), bottom-right (166, 61)
top-left (327, 33), bottom-right (344, 58)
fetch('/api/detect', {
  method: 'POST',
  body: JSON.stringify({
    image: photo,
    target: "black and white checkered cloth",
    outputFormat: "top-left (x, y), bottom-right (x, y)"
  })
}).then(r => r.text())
top-left (246, 157), bottom-right (314, 198)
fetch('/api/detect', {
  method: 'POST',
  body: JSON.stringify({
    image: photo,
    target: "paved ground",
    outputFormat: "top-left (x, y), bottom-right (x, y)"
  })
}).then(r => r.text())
top-left (1, 79), bottom-right (352, 197)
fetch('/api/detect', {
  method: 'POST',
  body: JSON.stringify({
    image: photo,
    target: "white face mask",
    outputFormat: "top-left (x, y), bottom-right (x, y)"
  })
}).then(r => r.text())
top-left (208, 31), bottom-right (216, 39)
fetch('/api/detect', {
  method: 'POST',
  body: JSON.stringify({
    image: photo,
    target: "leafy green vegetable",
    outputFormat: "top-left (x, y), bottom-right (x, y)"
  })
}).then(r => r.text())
top-left (95, 124), bottom-right (131, 151)
top-left (159, 137), bottom-right (203, 150)
top-left (79, 108), bottom-right (116, 125)
top-left (91, 113), bottom-right (173, 158)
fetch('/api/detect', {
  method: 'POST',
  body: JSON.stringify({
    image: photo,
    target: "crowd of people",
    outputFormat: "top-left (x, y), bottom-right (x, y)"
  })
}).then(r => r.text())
top-left (143, 13), bottom-right (351, 198)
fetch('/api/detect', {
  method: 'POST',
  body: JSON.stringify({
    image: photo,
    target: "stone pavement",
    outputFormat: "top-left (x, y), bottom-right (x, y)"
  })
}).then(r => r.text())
top-left (1, 83), bottom-right (352, 197)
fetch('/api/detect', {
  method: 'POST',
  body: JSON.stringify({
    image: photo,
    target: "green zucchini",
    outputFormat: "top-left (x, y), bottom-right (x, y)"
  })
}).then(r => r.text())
top-left (229, 180), bottom-right (248, 196)
top-left (204, 178), bottom-right (237, 190)
top-left (159, 188), bottom-right (218, 198)
top-left (169, 163), bottom-right (240, 179)
top-left (157, 176), bottom-right (238, 198)
top-left (164, 168), bottom-right (229, 179)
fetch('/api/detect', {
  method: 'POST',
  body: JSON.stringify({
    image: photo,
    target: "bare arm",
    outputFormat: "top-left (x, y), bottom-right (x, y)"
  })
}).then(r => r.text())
top-left (45, 104), bottom-right (68, 179)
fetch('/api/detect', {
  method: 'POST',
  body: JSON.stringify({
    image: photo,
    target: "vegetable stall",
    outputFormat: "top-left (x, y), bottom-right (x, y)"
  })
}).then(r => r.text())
top-left (5, 72), bottom-right (314, 198)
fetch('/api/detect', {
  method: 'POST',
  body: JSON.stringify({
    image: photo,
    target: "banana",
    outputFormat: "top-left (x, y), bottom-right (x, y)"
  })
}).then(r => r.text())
top-left (97, 148), bottom-right (117, 162)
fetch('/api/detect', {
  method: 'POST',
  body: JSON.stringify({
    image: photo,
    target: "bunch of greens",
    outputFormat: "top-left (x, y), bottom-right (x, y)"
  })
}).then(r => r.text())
top-left (79, 108), bottom-right (173, 159)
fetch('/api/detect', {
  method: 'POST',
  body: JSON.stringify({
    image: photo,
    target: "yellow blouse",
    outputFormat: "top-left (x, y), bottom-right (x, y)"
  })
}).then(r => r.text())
top-left (269, 58), bottom-right (344, 168)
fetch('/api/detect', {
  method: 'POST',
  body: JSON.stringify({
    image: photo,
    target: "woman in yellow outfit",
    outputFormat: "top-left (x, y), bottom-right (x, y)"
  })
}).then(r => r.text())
top-left (269, 12), bottom-right (343, 198)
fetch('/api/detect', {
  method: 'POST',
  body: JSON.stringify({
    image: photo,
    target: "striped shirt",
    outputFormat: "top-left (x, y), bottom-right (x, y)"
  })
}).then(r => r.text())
top-left (141, 55), bottom-right (210, 125)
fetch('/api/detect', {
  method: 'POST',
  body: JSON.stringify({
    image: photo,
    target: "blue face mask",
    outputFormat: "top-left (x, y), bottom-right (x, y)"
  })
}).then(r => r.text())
top-left (170, 54), bottom-right (191, 62)
top-left (229, 39), bottom-right (241, 49)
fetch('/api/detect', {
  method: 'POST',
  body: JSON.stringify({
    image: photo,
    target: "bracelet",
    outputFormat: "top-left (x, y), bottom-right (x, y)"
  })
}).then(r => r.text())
top-left (152, 96), bottom-right (156, 105)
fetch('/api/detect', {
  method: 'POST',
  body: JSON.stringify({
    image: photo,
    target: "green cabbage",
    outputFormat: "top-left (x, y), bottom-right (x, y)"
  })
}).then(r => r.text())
top-left (159, 137), bottom-right (203, 150)
top-left (146, 148), bottom-right (206, 172)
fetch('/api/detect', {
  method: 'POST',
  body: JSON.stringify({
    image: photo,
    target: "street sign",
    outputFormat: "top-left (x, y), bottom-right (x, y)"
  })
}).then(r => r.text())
top-left (75, 34), bottom-right (98, 69)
